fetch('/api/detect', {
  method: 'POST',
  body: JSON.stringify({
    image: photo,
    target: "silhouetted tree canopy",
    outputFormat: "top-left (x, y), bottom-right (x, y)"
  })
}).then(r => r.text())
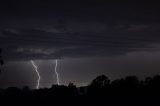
top-left (90, 75), bottom-right (110, 87)
top-left (124, 76), bottom-right (139, 88)
top-left (0, 75), bottom-right (160, 105)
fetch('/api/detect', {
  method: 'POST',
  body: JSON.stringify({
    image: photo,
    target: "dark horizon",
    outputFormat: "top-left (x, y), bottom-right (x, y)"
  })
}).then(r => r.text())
top-left (1, 74), bottom-right (160, 106)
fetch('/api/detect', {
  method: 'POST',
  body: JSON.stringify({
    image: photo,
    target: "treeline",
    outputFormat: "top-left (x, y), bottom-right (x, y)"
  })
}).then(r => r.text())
top-left (0, 75), bottom-right (160, 106)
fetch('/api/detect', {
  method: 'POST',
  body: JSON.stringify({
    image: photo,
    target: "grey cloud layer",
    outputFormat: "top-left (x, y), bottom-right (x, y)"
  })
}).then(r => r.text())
top-left (0, 1), bottom-right (160, 60)
top-left (1, 22), bottom-right (160, 61)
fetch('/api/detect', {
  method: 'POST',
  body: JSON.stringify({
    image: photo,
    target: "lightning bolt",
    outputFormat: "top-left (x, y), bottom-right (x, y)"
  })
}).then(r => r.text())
top-left (55, 59), bottom-right (60, 85)
top-left (30, 60), bottom-right (40, 89)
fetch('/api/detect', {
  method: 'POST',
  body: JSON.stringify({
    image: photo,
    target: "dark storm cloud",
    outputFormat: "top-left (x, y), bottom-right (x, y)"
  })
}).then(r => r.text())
top-left (0, 1), bottom-right (160, 61)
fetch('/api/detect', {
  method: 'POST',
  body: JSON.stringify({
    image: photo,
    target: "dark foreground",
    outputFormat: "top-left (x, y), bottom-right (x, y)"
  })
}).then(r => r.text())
top-left (1, 75), bottom-right (160, 106)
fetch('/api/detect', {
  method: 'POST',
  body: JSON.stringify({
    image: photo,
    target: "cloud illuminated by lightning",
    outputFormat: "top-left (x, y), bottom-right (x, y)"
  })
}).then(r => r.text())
top-left (30, 60), bottom-right (40, 89)
top-left (55, 59), bottom-right (60, 85)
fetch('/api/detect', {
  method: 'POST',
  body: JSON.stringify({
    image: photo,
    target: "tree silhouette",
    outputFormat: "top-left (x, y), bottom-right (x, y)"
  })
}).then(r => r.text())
top-left (90, 75), bottom-right (110, 87)
top-left (1, 75), bottom-right (160, 105)
top-left (124, 76), bottom-right (139, 88)
top-left (145, 75), bottom-right (160, 88)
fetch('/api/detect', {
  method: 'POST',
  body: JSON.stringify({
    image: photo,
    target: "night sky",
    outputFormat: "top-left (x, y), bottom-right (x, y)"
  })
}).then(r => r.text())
top-left (0, 0), bottom-right (160, 89)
